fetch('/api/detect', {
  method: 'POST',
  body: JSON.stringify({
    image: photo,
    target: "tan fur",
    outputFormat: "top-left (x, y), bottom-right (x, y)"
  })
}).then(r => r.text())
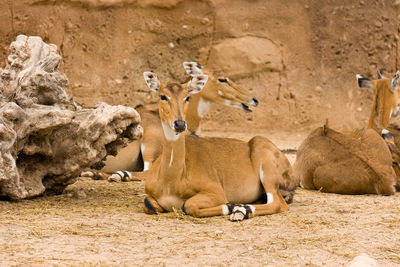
top-left (367, 78), bottom-right (399, 130)
top-left (293, 72), bottom-right (400, 195)
top-left (294, 126), bottom-right (396, 195)
top-left (92, 64), bottom-right (257, 180)
top-left (143, 74), bottom-right (297, 220)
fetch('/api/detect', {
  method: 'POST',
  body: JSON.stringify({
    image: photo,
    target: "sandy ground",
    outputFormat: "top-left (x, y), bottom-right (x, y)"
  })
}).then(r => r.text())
top-left (1, 132), bottom-right (400, 267)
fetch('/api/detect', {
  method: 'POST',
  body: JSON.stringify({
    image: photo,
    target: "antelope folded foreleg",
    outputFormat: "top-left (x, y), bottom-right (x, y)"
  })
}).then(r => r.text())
top-left (181, 192), bottom-right (228, 218)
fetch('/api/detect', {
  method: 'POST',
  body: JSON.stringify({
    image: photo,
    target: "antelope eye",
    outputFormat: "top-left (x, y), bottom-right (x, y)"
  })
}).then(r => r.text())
top-left (185, 96), bottom-right (191, 102)
top-left (160, 95), bottom-right (168, 101)
top-left (218, 78), bottom-right (228, 83)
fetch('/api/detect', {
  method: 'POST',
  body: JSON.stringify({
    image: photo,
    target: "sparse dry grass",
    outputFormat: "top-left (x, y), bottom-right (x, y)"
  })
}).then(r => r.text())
top-left (1, 178), bottom-right (400, 266)
top-left (1, 132), bottom-right (400, 266)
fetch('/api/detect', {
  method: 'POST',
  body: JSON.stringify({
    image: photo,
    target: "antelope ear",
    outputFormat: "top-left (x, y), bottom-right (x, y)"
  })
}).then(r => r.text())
top-left (391, 70), bottom-right (400, 92)
top-left (377, 69), bottom-right (383, 79)
top-left (187, 74), bottom-right (208, 94)
top-left (356, 74), bottom-right (373, 88)
top-left (183, 62), bottom-right (203, 76)
top-left (143, 71), bottom-right (160, 92)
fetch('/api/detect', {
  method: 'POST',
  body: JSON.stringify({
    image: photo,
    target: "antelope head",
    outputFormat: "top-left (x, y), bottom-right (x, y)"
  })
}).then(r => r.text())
top-left (143, 71), bottom-right (208, 140)
top-left (357, 70), bottom-right (400, 93)
top-left (357, 71), bottom-right (400, 128)
top-left (183, 62), bottom-right (258, 112)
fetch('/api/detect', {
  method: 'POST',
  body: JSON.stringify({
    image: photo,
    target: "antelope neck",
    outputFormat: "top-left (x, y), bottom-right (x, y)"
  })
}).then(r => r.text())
top-left (160, 127), bottom-right (186, 179)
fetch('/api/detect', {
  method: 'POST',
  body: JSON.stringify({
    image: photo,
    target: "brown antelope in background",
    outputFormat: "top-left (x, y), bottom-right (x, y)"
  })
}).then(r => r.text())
top-left (86, 62), bottom-right (259, 181)
top-left (293, 71), bottom-right (400, 195)
top-left (356, 70), bottom-right (400, 131)
top-left (142, 71), bottom-right (298, 221)
top-left (294, 121), bottom-right (397, 195)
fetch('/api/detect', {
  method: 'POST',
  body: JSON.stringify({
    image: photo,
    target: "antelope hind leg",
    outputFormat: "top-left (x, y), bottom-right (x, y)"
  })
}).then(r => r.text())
top-left (182, 192), bottom-right (229, 218)
top-left (80, 170), bottom-right (110, 180)
top-left (108, 170), bottom-right (145, 182)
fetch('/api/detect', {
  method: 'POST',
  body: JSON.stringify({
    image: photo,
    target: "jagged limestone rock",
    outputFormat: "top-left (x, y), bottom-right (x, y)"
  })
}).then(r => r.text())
top-left (0, 35), bottom-right (143, 199)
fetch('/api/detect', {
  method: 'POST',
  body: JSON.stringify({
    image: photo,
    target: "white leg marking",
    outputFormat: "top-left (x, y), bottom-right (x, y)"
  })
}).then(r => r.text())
top-left (224, 100), bottom-right (231, 106)
top-left (266, 193), bottom-right (274, 204)
top-left (230, 206), bottom-right (246, 221)
top-left (197, 98), bottom-right (211, 118)
top-left (259, 164), bottom-right (264, 183)
top-left (143, 161), bottom-right (150, 171)
top-left (169, 149), bottom-right (174, 168)
top-left (108, 171), bottom-right (124, 182)
top-left (247, 204), bottom-right (255, 214)
top-left (162, 122), bottom-right (180, 141)
top-left (217, 90), bottom-right (223, 96)
top-left (222, 204), bottom-right (229, 215)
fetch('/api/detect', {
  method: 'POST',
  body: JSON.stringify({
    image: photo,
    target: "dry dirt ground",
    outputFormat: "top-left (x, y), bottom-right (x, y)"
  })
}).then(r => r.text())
top-left (1, 131), bottom-right (400, 267)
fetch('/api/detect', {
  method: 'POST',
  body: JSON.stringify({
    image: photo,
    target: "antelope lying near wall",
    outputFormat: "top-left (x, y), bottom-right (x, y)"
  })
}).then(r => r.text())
top-left (142, 72), bottom-right (298, 221)
top-left (293, 71), bottom-right (400, 194)
top-left (87, 62), bottom-right (259, 181)
top-left (294, 122), bottom-right (397, 195)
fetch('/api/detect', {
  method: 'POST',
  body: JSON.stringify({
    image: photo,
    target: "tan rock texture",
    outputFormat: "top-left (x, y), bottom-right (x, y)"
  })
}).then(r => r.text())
top-left (1, 0), bottom-right (399, 132)
top-left (0, 35), bottom-right (142, 199)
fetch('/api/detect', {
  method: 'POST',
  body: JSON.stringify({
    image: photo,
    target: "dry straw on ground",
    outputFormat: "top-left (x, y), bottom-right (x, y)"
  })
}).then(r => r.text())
top-left (1, 164), bottom-right (399, 266)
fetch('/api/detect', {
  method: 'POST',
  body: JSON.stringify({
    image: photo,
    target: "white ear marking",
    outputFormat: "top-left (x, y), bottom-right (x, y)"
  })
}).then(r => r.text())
top-left (183, 62), bottom-right (203, 75)
top-left (187, 74), bottom-right (208, 94)
top-left (143, 71), bottom-right (160, 92)
top-left (356, 74), bottom-right (373, 88)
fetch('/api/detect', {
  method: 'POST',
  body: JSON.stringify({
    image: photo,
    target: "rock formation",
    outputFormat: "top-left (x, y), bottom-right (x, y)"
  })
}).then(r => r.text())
top-left (0, 35), bottom-right (142, 200)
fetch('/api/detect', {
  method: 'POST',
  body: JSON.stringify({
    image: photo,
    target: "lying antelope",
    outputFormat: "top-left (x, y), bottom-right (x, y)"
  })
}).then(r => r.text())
top-left (142, 71), bottom-right (298, 221)
top-left (293, 71), bottom-right (400, 195)
top-left (89, 62), bottom-right (259, 181)
top-left (294, 122), bottom-right (397, 195)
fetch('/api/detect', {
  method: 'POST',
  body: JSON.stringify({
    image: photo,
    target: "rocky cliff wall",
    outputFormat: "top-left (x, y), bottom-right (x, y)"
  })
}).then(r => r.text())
top-left (1, 0), bottom-right (400, 132)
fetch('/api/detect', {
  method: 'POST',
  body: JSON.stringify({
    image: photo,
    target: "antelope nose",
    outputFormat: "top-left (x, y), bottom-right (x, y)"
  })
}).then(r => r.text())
top-left (174, 120), bottom-right (186, 133)
top-left (251, 97), bottom-right (259, 107)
